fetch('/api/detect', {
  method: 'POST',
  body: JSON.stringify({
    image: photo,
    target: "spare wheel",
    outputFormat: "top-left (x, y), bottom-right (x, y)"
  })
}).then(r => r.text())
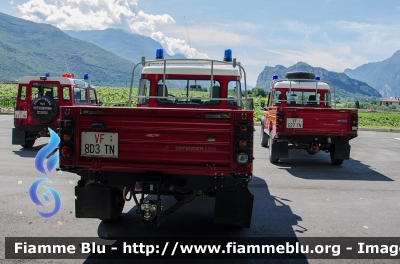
top-left (30, 96), bottom-right (59, 124)
top-left (285, 71), bottom-right (316, 80)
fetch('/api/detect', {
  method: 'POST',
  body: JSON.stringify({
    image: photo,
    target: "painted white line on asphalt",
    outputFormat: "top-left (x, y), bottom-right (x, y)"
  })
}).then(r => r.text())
top-left (395, 138), bottom-right (400, 140)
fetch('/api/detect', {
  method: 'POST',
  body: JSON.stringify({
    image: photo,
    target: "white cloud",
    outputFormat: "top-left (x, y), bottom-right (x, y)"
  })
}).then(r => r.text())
top-left (327, 20), bottom-right (400, 57)
top-left (151, 31), bottom-right (209, 59)
top-left (15, 0), bottom-right (207, 58)
top-left (156, 21), bottom-right (261, 50)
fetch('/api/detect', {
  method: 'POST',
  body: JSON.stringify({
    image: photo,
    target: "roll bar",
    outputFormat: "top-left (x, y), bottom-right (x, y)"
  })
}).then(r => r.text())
top-left (127, 57), bottom-right (249, 109)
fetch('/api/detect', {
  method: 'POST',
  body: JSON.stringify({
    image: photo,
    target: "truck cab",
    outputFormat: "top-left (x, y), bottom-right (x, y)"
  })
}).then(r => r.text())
top-left (12, 73), bottom-right (100, 148)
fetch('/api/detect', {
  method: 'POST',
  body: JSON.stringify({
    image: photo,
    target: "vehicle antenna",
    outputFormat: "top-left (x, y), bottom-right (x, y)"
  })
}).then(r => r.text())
top-left (63, 54), bottom-right (70, 73)
top-left (184, 16), bottom-right (194, 59)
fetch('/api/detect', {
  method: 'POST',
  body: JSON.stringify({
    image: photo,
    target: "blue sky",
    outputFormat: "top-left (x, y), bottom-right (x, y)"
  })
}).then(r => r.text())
top-left (1, 0), bottom-right (400, 86)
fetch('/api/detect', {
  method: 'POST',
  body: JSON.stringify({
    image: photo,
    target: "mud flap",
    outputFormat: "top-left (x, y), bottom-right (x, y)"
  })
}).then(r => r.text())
top-left (214, 184), bottom-right (254, 228)
top-left (75, 184), bottom-right (123, 220)
top-left (334, 142), bottom-right (351, 160)
top-left (271, 141), bottom-right (289, 159)
top-left (12, 128), bottom-right (25, 145)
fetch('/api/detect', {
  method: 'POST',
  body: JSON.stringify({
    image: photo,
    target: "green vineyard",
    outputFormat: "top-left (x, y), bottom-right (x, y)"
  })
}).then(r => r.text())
top-left (1, 84), bottom-right (400, 129)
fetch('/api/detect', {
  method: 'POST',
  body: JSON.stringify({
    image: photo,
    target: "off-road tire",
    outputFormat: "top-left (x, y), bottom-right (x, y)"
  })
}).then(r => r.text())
top-left (269, 135), bottom-right (279, 163)
top-left (260, 121), bottom-right (269, 148)
top-left (21, 139), bottom-right (35, 148)
top-left (21, 132), bottom-right (35, 148)
top-left (330, 145), bottom-right (344, 165)
top-left (99, 189), bottom-right (125, 222)
top-left (173, 194), bottom-right (196, 203)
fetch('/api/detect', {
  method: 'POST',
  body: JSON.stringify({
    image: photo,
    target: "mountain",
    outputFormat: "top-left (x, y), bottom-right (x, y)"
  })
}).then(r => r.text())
top-left (344, 50), bottom-right (400, 98)
top-left (256, 62), bottom-right (382, 99)
top-left (0, 12), bottom-right (138, 86)
top-left (64, 28), bottom-right (185, 63)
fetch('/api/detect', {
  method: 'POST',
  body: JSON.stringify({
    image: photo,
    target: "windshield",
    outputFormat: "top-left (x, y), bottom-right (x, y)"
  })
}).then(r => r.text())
top-left (156, 79), bottom-right (221, 105)
top-left (137, 78), bottom-right (243, 107)
top-left (285, 91), bottom-right (320, 106)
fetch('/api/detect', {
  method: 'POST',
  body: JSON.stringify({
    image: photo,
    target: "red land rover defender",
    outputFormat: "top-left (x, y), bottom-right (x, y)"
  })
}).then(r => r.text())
top-left (12, 73), bottom-right (100, 148)
top-left (260, 72), bottom-right (358, 165)
top-left (58, 49), bottom-right (255, 227)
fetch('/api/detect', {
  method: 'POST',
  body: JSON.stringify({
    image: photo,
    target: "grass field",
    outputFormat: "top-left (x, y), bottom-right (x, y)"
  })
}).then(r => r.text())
top-left (358, 112), bottom-right (400, 129)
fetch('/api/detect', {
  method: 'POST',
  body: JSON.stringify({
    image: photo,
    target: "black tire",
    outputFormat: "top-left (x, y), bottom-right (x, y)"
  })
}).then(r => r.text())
top-left (21, 132), bottom-right (36, 148)
top-left (21, 139), bottom-right (35, 148)
top-left (260, 123), bottom-right (269, 148)
top-left (100, 189), bottom-right (125, 222)
top-left (330, 145), bottom-right (344, 165)
top-left (30, 96), bottom-right (59, 124)
top-left (174, 194), bottom-right (195, 203)
top-left (269, 134), bottom-right (279, 163)
top-left (285, 71), bottom-right (315, 80)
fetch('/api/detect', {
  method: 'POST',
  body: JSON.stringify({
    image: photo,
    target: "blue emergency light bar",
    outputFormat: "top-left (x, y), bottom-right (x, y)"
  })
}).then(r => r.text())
top-left (223, 49), bottom-right (232, 62)
top-left (156, 48), bottom-right (164, 59)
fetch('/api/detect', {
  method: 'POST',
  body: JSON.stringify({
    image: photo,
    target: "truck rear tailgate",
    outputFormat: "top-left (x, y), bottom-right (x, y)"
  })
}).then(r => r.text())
top-left (61, 106), bottom-right (243, 174)
top-left (283, 108), bottom-right (352, 135)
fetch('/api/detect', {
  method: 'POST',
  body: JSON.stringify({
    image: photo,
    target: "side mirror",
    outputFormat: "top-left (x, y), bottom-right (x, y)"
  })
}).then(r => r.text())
top-left (260, 100), bottom-right (265, 108)
top-left (246, 98), bottom-right (254, 110)
top-left (99, 97), bottom-right (103, 106)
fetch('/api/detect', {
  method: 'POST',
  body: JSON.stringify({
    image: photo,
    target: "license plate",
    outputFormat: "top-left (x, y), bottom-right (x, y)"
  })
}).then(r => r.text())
top-left (14, 110), bottom-right (27, 119)
top-left (81, 132), bottom-right (118, 157)
top-left (286, 118), bottom-right (303, 128)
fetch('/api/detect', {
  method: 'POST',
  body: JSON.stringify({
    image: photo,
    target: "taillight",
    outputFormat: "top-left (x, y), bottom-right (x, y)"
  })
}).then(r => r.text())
top-left (64, 120), bottom-right (72, 128)
top-left (351, 113), bottom-right (358, 131)
top-left (59, 117), bottom-right (74, 158)
top-left (235, 122), bottom-right (253, 165)
top-left (276, 111), bottom-right (284, 132)
top-left (61, 146), bottom-right (71, 157)
top-left (239, 125), bottom-right (247, 133)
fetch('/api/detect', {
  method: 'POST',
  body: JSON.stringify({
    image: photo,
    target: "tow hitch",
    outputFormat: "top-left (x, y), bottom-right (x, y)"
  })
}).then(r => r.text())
top-left (128, 178), bottom-right (196, 226)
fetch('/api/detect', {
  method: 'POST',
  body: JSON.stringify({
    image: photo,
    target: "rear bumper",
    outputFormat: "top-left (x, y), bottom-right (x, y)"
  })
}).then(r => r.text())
top-left (276, 133), bottom-right (357, 143)
top-left (14, 124), bottom-right (58, 133)
top-left (74, 169), bottom-right (252, 194)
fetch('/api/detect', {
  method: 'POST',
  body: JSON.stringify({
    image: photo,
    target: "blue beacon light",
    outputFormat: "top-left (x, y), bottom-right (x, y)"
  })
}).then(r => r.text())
top-left (315, 76), bottom-right (320, 80)
top-left (223, 49), bottom-right (232, 62)
top-left (156, 48), bottom-right (164, 59)
top-left (45, 72), bottom-right (50, 77)
top-left (84, 73), bottom-right (89, 80)
top-left (272, 75), bottom-right (278, 80)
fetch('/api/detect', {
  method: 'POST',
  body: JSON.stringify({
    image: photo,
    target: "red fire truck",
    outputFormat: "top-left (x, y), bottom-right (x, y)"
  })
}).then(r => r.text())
top-left (58, 49), bottom-right (255, 227)
top-left (12, 73), bottom-right (100, 148)
top-left (260, 72), bottom-right (358, 165)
